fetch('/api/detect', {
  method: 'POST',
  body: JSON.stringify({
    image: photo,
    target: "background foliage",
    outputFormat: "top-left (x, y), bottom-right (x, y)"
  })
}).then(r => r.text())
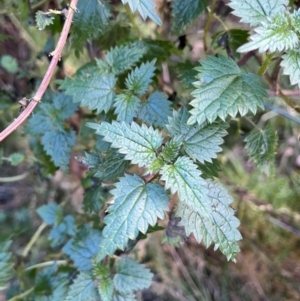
top-left (1, 0), bottom-right (300, 300)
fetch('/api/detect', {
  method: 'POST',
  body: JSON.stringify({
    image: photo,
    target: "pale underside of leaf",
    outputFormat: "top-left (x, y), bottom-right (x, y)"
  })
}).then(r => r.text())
top-left (228, 0), bottom-right (288, 26)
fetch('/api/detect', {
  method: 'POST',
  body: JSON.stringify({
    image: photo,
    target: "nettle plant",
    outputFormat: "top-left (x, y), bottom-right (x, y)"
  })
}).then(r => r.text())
top-left (2, 0), bottom-right (299, 300)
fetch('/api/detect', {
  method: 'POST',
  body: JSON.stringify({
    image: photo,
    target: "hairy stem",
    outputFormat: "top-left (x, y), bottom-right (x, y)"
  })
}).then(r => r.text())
top-left (203, 0), bottom-right (217, 53)
top-left (0, 0), bottom-right (78, 142)
top-left (7, 287), bottom-right (34, 301)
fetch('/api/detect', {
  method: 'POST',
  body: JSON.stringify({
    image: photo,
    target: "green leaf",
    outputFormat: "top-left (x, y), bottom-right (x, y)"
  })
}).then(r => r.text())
top-left (137, 92), bottom-right (172, 128)
top-left (228, 0), bottom-right (288, 26)
top-left (176, 61), bottom-right (198, 90)
top-left (176, 180), bottom-right (242, 261)
top-left (94, 150), bottom-right (129, 181)
top-left (97, 43), bottom-right (148, 75)
top-left (114, 257), bottom-right (153, 294)
top-left (61, 72), bottom-right (117, 114)
top-left (7, 153), bottom-right (25, 166)
top-left (37, 203), bottom-right (61, 225)
top-left (41, 130), bottom-right (76, 171)
top-left (63, 229), bottom-right (102, 271)
top-left (35, 11), bottom-right (55, 30)
top-left (183, 121), bottom-right (228, 164)
top-left (97, 174), bottom-right (169, 259)
top-left (188, 56), bottom-right (267, 125)
top-left (71, 0), bottom-right (111, 50)
top-left (113, 292), bottom-right (135, 301)
top-left (167, 108), bottom-right (228, 163)
top-left (160, 156), bottom-right (211, 215)
top-left (280, 50), bottom-right (300, 88)
top-left (161, 136), bottom-right (182, 163)
top-left (211, 29), bottom-right (249, 52)
top-left (83, 185), bottom-right (106, 214)
top-left (0, 240), bottom-right (14, 291)
top-left (245, 123), bottom-right (278, 175)
top-left (125, 60), bottom-right (156, 95)
top-left (172, 0), bottom-right (206, 33)
top-left (53, 93), bottom-right (79, 120)
top-left (114, 94), bottom-right (141, 122)
top-left (121, 0), bottom-right (162, 25)
top-left (64, 272), bottom-right (97, 301)
top-left (167, 108), bottom-right (191, 137)
top-left (0, 55), bottom-right (18, 74)
top-left (87, 121), bottom-right (163, 168)
top-left (237, 11), bottom-right (300, 53)
top-left (49, 215), bottom-right (76, 247)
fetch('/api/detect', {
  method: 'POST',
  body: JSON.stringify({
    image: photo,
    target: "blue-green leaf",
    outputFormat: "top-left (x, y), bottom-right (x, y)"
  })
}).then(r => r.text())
top-left (160, 156), bottom-right (210, 215)
top-left (280, 50), bottom-right (300, 88)
top-left (113, 257), bottom-right (153, 294)
top-left (41, 130), bottom-right (76, 170)
top-left (97, 174), bottom-right (169, 259)
top-left (87, 121), bottom-right (163, 168)
top-left (172, 0), bottom-right (206, 33)
top-left (188, 56), bottom-right (267, 125)
top-left (97, 43), bottom-right (148, 75)
top-left (137, 92), bottom-right (172, 128)
top-left (167, 108), bottom-right (191, 137)
top-left (114, 94), bottom-right (141, 122)
top-left (98, 277), bottom-right (113, 301)
top-left (121, 0), bottom-right (162, 25)
top-left (245, 123), bottom-right (278, 175)
top-left (64, 272), bottom-right (97, 301)
top-left (37, 203), bottom-right (61, 225)
top-left (61, 72), bottom-right (117, 114)
top-left (125, 60), bottom-right (156, 96)
top-left (228, 0), bottom-right (288, 26)
top-left (177, 180), bottom-right (242, 261)
top-left (63, 229), bottom-right (102, 271)
top-left (53, 93), bottom-right (79, 120)
top-left (0, 240), bottom-right (13, 291)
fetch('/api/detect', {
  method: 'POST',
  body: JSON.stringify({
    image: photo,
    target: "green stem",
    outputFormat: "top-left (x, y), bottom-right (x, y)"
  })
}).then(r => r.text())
top-left (203, 0), bottom-right (217, 53)
top-left (0, 172), bottom-right (29, 182)
top-left (7, 287), bottom-right (34, 301)
top-left (22, 222), bottom-right (48, 257)
top-left (258, 53), bottom-right (274, 76)
top-left (25, 260), bottom-right (68, 271)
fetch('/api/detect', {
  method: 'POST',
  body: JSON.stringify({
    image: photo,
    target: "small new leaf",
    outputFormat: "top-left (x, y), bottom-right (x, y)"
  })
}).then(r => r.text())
top-left (228, 0), bottom-right (288, 26)
top-left (0, 240), bottom-right (13, 291)
top-left (177, 180), bottom-right (242, 261)
top-left (87, 121), bottom-right (163, 168)
top-left (125, 60), bottom-right (156, 96)
top-left (137, 92), bottom-right (172, 128)
top-left (97, 174), bottom-right (169, 259)
top-left (113, 257), bottom-right (153, 294)
top-left (245, 123), bottom-right (278, 174)
top-left (172, 0), bottom-right (206, 33)
top-left (121, 0), bottom-right (162, 25)
top-left (280, 50), bottom-right (300, 88)
top-left (98, 277), bottom-right (113, 301)
top-left (114, 94), bottom-right (141, 122)
top-left (35, 11), bottom-right (55, 30)
top-left (64, 272), bottom-right (97, 301)
top-left (188, 56), bottom-right (267, 125)
top-left (61, 72), bottom-right (116, 114)
top-left (237, 11), bottom-right (300, 53)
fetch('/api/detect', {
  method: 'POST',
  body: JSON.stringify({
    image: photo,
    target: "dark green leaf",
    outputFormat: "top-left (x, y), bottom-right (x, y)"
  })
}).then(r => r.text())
top-left (176, 61), bottom-right (198, 90)
top-left (0, 240), bottom-right (13, 291)
top-left (172, 0), bottom-right (206, 33)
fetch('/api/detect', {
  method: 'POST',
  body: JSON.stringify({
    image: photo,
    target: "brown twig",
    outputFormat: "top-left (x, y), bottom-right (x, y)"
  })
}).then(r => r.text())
top-left (0, 0), bottom-right (78, 142)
